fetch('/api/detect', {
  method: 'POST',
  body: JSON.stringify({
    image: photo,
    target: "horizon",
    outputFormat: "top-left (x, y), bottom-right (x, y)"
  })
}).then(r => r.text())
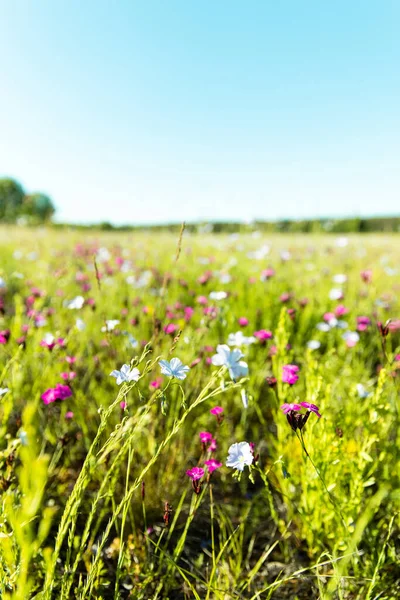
top-left (1, 1), bottom-right (400, 225)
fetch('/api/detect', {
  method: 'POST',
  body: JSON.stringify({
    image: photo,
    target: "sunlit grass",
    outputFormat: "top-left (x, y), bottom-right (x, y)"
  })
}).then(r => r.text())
top-left (0, 225), bottom-right (399, 599)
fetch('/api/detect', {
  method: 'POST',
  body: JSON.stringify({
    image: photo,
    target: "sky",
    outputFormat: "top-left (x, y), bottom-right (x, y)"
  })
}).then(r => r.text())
top-left (0, 1), bottom-right (399, 225)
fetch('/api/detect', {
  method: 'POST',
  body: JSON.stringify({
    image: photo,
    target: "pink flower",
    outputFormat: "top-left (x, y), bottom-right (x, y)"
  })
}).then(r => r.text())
top-left (254, 329), bottom-right (272, 342)
top-left (199, 432), bottom-right (213, 444)
top-left (184, 307), bottom-right (194, 321)
top-left (164, 323), bottom-right (177, 335)
top-left (190, 357), bottom-right (201, 368)
top-left (210, 406), bottom-right (223, 415)
top-left (66, 356), bottom-right (77, 365)
top-left (282, 364), bottom-right (299, 385)
top-left (335, 304), bottom-right (349, 317)
top-left (150, 377), bottom-right (162, 389)
top-left (357, 316), bottom-right (371, 332)
top-left (0, 335), bottom-right (7, 345)
top-left (261, 268), bottom-right (275, 280)
top-left (196, 296), bottom-right (208, 305)
top-left (120, 400), bottom-right (127, 410)
top-left (186, 467), bottom-right (204, 481)
top-left (323, 312), bottom-right (336, 322)
top-left (65, 411), bottom-right (74, 419)
top-left (208, 438), bottom-right (217, 452)
top-left (280, 292), bottom-right (291, 303)
top-left (361, 269), bottom-right (372, 283)
top-left (280, 401), bottom-right (321, 431)
top-left (238, 317), bottom-right (249, 327)
top-left (41, 384), bottom-right (72, 405)
top-left (280, 403), bottom-right (303, 414)
top-left (61, 372), bottom-right (76, 381)
top-left (300, 402), bottom-right (322, 418)
top-left (204, 459), bottom-right (222, 473)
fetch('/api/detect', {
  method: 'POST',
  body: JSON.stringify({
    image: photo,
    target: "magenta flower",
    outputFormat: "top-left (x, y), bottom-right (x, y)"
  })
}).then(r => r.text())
top-left (261, 268), bottom-right (275, 280)
top-left (282, 364), bottom-right (299, 385)
top-left (204, 459), bottom-right (222, 473)
top-left (280, 401), bottom-right (321, 431)
top-left (254, 329), bottom-right (272, 343)
top-left (41, 384), bottom-right (72, 405)
top-left (186, 467), bottom-right (204, 481)
top-left (280, 403), bottom-right (303, 414)
top-left (150, 377), bottom-right (162, 389)
top-left (164, 323), bottom-right (177, 335)
top-left (199, 431), bottom-right (213, 444)
top-left (323, 312), bottom-right (336, 322)
top-left (208, 438), bottom-right (217, 452)
top-left (184, 306), bottom-right (194, 321)
top-left (357, 316), bottom-right (371, 332)
top-left (299, 402), bottom-right (321, 418)
top-left (335, 304), bottom-right (349, 317)
top-left (238, 317), bottom-right (249, 327)
top-left (61, 372), bottom-right (76, 381)
top-left (210, 406), bottom-right (223, 415)
top-left (360, 269), bottom-right (372, 283)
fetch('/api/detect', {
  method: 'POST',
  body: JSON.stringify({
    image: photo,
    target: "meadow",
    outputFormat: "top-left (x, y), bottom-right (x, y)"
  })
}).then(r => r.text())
top-left (0, 226), bottom-right (399, 599)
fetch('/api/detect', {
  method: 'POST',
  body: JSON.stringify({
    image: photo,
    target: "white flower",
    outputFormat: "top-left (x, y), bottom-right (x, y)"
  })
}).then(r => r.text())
top-left (35, 316), bottom-right (47, 327)
top-left (76, 318), bottom-right (86, 331)
top-left (0, 277), bottom-right (6, 289)
top-left (333, 274), bottom-right (347, 284)
top-left (280, 250), bottom-right (291, 261)
top-left (110, 364), bottom-right (140, 385)
top-left (356, 383), bottom-right (370, 399)
top-left (211, 345), bottom-right (248, 380)
top-left (65, 295), bottom-right (85, 310)
top-left (159, 357), bottom-right (190, 380)
top-left (219, 273), bottom-right (232, 284)
top-left (227, 331), bottom-right (256, 347)
top-left (101, 320), bottom-right (120, 332)
top-left (307, 340), bottom-right (321, 350)
top-left (226, 442), bottom-right (254, 472)
top-left (329, 288), bottom-right (343, 301)
top-left (0, 388), bottom-right (9, 396)
top-left (209, 291), bottom-right (228, 301)
top-left (335, 237), bottom-right (348, 247)
top-left (247, 244), bottom-right (270, 260)
top-left (316, 322), bottom-right (330, 332)
top-left (342, 331), bottom-right (360, 346)
top-left (336, 320), bottom-right (348, 329)
top-left (124, 333), bottom-right (139, 348)
top-left (18, 429), bottom-right (28, 446)
top-left (96, 247), bottom-right (111, 262)
top-left (42, 333), bottom-right (55, 345)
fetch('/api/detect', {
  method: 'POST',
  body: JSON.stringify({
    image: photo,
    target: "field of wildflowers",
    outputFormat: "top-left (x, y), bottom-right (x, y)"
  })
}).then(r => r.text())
top-left (0, 226), bottom-right (399, 599)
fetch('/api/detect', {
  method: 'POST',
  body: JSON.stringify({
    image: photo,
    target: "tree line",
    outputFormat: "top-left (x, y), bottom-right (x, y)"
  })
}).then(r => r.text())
top-left (0, 178), bottom-right (55, 223)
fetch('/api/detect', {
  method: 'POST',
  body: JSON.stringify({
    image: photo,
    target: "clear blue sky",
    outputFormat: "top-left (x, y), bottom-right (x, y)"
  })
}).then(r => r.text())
top-left (1, 1), bottom-right (399, 225)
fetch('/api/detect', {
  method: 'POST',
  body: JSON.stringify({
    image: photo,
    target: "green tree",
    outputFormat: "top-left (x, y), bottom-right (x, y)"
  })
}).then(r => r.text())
top-left (21, 193), bottom-right (55, 222)
top-left (0, 178), bottom-right (25, 221)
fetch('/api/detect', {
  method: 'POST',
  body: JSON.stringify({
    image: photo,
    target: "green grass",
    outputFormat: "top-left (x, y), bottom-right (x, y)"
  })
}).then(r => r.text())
top-left (0, 226), bottom-right (399, 599)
